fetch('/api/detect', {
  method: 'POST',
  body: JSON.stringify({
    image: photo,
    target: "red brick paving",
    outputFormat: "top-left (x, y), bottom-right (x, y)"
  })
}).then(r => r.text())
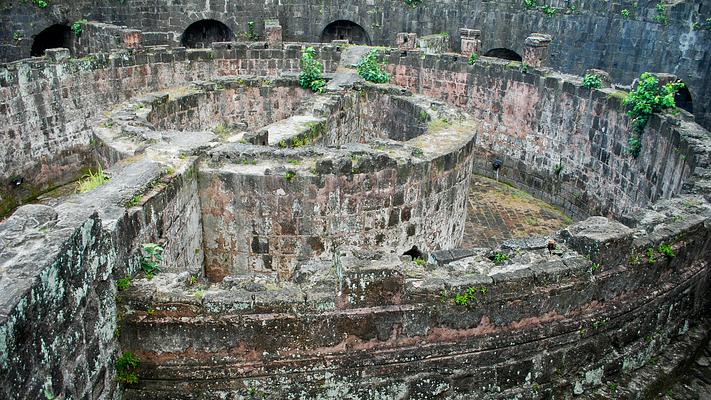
top-left (461, 175), bottom-right (572, 248)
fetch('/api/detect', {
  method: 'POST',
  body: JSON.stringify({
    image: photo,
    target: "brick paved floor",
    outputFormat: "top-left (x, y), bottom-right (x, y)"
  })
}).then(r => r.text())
top-left (461, 175), bottom-right (572, 248)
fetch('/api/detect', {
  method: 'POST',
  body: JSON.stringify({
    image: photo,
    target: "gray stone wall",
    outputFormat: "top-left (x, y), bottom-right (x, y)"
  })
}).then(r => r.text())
top-left (0, 44), bottom-right (341, 217)
top-left (146, 79), bottom-right (312, 133)
top-left (386, 53), bottom-right (699, 219)
top-left (117, 212), bottom-right (711, 399)
top-left (0, 158), bottom-right (203, 399)
top-left (1, 0), bottom-right (709, 129)
top-left (75, 21), bottom-right (145, 55)
top-left (196, 84), bottom-right (476, 282)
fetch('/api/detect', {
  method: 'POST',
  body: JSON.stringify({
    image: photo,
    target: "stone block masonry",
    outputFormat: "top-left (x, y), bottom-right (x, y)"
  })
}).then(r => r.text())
top-left (75, 22), bottom-right (145, 55)
top-left (0, 37), bottom-right (709, 399)
top-left (0, 43), bottom-right (341, 218)
top-left (0, 158), bottom-right (204, 399)
top-left (384, 51), bottom-right (702, 220)
top-left (0, 0), bottom-right (708, 131)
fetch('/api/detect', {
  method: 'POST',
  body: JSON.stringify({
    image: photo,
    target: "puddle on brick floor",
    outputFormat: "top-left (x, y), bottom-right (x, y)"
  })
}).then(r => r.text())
top-left (461, 175), bottom-right (572, 248)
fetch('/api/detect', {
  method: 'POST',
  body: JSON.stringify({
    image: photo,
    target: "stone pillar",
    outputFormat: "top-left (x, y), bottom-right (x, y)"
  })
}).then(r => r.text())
top-left (417, 34), bottom-right (449, 55)
top-left (396, 33), bottom-right (418, 50)
top-left (44, 48), bottom-right (71, 63)
top-left (264, 19), bottom-right (283, 44)
top-left (523, 33), bottom-right (552, 67)
top-left (459, 28), bottom-right (481, 55)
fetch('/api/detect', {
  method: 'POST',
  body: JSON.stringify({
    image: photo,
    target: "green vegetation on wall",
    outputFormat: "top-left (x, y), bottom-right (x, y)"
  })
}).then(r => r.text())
top-left (623, 72), bottom-right (684, 157)
top-left (356, 49), bottom-right (390, 84)
top-left (582, 73), bottom-right (602, 89)
top-left (299, 47), bottom-right (326, 92)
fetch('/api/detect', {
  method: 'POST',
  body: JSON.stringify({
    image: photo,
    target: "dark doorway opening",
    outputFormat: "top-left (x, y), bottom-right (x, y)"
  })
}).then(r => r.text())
top-left (31, 24), bottom-right (72, 57)
top-left (320, 20), bottom-right (370, 45)
top-left (181, 20), bottom-right (233, 48)
top-left (483, 48), bottom-right (523, 62)
top-left (675, 86), bottom-right (693, 114)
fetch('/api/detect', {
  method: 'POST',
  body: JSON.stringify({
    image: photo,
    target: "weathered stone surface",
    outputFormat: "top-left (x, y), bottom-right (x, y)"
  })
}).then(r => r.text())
top-left (559, 216), bottom-right (634, 265)
top-left (0, 15), bottom-right (708, 399)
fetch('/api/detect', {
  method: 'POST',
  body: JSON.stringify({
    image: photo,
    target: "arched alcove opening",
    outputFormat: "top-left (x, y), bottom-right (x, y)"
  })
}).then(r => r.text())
top-left (181, 19), bottom-right (233, 48)
top-left (31, 24), bottom-right (72, 57)
top-left (320, 20), bottom-right (371, 45)
top-left (675, 85), bottom-right (693, 114)
top-left (483, 48), bottom-right (523, 62)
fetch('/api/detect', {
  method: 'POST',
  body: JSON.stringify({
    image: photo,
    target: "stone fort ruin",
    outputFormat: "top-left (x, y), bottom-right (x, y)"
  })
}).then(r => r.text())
top-left (0, 1), bottom-right (710, 399)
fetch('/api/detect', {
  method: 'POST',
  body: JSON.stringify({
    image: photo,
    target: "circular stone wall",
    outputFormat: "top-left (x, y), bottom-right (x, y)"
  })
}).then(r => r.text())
top-left (101, 76), bottom-right (478, 282)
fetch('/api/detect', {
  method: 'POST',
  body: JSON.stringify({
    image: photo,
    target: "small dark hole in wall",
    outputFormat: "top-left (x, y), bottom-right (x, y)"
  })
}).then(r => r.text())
top-left (264, 43), bottom-right (269, 49)
top-left (675, 86), bottom-right (693, 114)
top-left (403, 245), bottom-right (425, 260)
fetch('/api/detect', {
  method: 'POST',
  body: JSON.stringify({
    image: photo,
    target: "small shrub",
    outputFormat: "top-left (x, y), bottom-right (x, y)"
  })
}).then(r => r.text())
top-left (453, 286), bottom-right (488, 306)
top-left (187, 275), bottom-right (199, 286)
top-left (621, 9), bottom-right (631, 19)
top-left (493, 252), bottom-right (509, 265)
top-left (657, 243), bottom-right (675, 258)
top-left (71, 19), bottom-right (87, 37)
top-left (115, 352), bottom-right (140, 384)
top-left (520, 63), bottom-right (529, 73)
top-left (77, 165), bottom-right (109, 193)
top-left (623, 72), bottom-right (684, 157)
top-left (125, 194), bottom-right (142, 208)
top-left (582, 73), bottom-right (602, 89)
top-left (646, 247), bottom-right (657, 264)
top-left (590, 262), bottom-right (601, 272)
top-left (541, 5), bottom-right (558, 16)
top-left (299, 47), bottom-right (326, 92)
top-left (523, 0), bottom-right (538, 10)
top-left (116, 277), bottom-right (131, 291)
top-left (246, 21), bottom-right (259, 40)
top-left (356, 49), bottom-right (390, 84)
top-left (285, 170), bottom-right (296, 182)
top-left (12, 31), bottom-right (22, 41)
top-left (553, 163), bottom-right (563, 175)
top-left (141, 243), bottom-right (164, 279)
top-left (414, 257), bottom-right (426, 266)
top-left (213, 123), bottom-right (230, 138)
top-left (33, 0), bottom-right (49, 9)
top-left (467, 53), bottom-right (479, 65)
top-left (654, 2), bottom-right (668, 25)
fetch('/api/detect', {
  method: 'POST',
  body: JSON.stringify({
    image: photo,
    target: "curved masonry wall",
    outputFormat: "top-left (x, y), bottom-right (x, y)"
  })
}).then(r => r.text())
top-left (102, 77), bottom-right (477, 282)
top-left (0, 43), bottom-right (709, 400)
top-left (145, 81), bottom-right (312, 132)
top-left (0, 43), bottom-right (341, 217)
top-left (118, 218), bottom-right (711, 399)
top-left (385, 52), bottom-right (700, 219)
